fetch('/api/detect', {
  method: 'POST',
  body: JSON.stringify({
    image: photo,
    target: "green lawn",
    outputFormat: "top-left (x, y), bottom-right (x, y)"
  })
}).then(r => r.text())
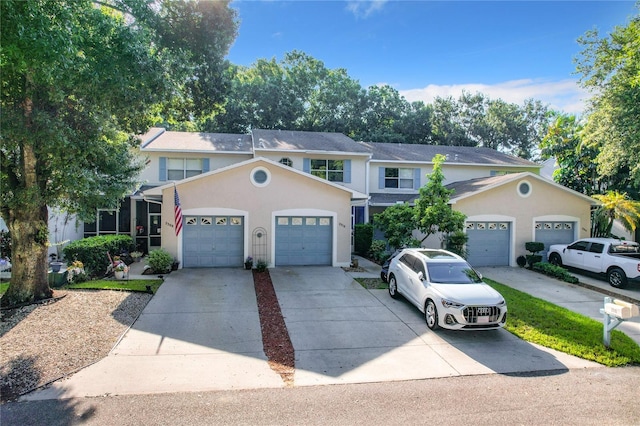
top-left (0, 279), bottom-right (163, 297)
top-left (356, 276), bottom-right (640, 367)
top-left (485, 279), bottom-right (640, 367)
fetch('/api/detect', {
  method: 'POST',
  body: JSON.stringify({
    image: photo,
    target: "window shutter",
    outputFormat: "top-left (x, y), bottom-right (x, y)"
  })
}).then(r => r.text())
top-left (343, 160), bottom-right (351, 183)
top-left (413, 168), bottom-right (421, 189)
top-left (379, 167), bottom-right (385, 189)
top-left (202, 158), bottom-right (210, 173)
top-left (159, 157), bottom-right (167, 181)
top-left (303, 158), bottom-right (310, 173)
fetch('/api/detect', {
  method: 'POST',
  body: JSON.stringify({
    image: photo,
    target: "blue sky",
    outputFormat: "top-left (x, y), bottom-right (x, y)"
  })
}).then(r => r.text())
top-left (227, 1), bottom-right (637, 114)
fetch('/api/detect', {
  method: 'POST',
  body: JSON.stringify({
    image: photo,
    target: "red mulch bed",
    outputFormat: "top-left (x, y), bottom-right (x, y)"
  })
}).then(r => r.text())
top-left (252, 269), bottom-right (295, 386)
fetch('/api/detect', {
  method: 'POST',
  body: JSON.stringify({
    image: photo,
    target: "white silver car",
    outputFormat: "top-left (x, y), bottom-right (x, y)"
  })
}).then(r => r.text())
top-left (387, 248), bottom-right (507, 330)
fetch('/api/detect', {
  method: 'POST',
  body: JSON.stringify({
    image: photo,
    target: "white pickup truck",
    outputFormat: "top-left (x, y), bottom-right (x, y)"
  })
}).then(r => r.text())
top-left (547, 238), bottom-right (640, 288)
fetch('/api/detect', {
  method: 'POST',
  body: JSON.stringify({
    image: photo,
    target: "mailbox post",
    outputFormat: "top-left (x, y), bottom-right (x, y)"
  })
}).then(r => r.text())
top-left (600, 297), bottom-right (640, 347)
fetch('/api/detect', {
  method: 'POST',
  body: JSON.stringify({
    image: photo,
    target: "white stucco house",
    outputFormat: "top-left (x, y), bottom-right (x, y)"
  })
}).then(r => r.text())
top-left (79, 128), bottom-right (603, 268)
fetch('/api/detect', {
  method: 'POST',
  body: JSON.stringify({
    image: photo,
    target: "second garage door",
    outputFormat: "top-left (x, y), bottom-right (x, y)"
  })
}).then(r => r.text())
top-left (466, 221), bottom-right (511, 267)
top-left (275, 216), bottom-right (332, 266)
top-left (535, 221), bottom-right (575, 261)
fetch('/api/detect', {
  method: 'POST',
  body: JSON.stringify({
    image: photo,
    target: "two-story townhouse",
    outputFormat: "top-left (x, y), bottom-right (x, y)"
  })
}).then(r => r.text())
top-left (77, 128), bottom-right (598, 270)
top-left (139, 129), bottom-right (368, 268)
top-left (357, 142), bottom-right (596, 266)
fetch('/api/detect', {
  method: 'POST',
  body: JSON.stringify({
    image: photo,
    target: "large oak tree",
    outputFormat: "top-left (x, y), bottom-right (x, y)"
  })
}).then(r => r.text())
top-left (0, 0), bottom-right (237, 305)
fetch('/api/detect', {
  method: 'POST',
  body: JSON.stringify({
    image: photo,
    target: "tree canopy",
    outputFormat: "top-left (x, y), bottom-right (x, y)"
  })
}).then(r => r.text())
top-left (0, 0), bottom-right (238, 305)
top-left (575, 7), bottom-right (640, 194)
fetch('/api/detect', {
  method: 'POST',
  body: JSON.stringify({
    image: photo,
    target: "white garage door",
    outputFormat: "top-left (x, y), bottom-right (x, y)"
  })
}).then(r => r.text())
top-left (535, 221), bottom-right (575, 261)
top-left (466, 222), bottom-right (511, 267)
top-left (275, 216), bottom-right (332, 266)
top-left (183, 216), bottom-right (244, 267)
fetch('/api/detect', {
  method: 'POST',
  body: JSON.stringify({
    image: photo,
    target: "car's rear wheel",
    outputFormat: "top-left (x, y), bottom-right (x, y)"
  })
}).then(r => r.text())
top-left (549, 253), bottom-right (563, 267)
top-left (608, 267), bottom-right (628, 288)
top-left (425, 299), bottom-right (439, 330)
top-left (388, 275), bottom-right (399, 299)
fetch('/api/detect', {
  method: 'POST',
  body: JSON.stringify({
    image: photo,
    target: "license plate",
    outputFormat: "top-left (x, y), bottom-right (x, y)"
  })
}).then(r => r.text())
top-left (477, 316), bottom-right (490, 324)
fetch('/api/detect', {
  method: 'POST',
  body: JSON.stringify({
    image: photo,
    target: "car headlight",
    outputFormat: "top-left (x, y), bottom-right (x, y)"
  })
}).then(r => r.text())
top-left (497, 299), bottom-right (506, 306)
top-left (441, 299), bottom-right (464, 309)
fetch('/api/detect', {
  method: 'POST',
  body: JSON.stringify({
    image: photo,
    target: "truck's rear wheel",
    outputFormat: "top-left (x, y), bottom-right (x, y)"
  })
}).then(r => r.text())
top-left (607, 267), bottom-right (628, 288)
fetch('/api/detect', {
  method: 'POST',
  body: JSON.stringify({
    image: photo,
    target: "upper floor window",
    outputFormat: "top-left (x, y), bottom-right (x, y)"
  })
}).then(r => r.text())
top-left (303, 158), bottom-right (351, 183)
top-left (168, 158), bottom-right (202, 180)
top-left (159, 157), bottom-right (209, 181)
top-left (311, 159), bottom-right (344, 182)
top-left (385, 168), bottom-right (414, 189)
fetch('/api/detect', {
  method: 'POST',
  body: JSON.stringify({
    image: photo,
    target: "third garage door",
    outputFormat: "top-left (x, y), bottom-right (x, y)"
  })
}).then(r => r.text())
top-left (275, 216), bottom-right (332, 266)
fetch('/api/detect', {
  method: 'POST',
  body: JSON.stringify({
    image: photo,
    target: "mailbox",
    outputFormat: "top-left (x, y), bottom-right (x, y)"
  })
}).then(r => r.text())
top-left (604, 300), bottom-right (640, 319)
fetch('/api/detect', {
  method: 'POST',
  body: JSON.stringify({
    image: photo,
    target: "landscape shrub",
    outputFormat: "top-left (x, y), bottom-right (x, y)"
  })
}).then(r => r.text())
top-left (532, 262), bottom-right (579, 284)
top-left (525, 241), bottom-right (545, 268)
top-left (147, 248), bottom-right (174, 273)
top-left (353, 224), bottom-right (373, 256)
top-left (63, 235), bottom-right (135, 277)
top-left (368, 239), bottom-right (389, 263)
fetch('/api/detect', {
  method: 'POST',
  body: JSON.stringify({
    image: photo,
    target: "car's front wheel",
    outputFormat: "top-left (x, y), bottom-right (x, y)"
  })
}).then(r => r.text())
top-left (425, 299), bottom-right (439, 330)
top-left (608, 267), bottom-right (628, 288)
top-left (549, 253), bottom-right (563, 267)
top-left (388, 275), bottom-right (399, 299)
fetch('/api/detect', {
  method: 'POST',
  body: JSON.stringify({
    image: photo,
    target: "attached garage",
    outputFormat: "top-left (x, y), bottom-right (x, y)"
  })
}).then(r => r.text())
top-left (535, 221), bottom-right (575, 261)
top-left (183, 215), bottom-right (244, 267)
top-left (275, 216), bottom-right (332, 266)
top-left (466, 221), bottom-right (511, 267)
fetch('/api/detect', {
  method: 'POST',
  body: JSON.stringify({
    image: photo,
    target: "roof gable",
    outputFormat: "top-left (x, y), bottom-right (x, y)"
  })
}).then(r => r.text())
top-left (447, 172), bottom-right (597, 204)
top-left (143, 157), bottom-right (368, 200)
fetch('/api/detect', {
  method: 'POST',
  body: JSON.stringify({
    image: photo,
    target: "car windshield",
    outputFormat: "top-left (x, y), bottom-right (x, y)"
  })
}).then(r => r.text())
top-left (426, 262), bottom-right (483, 284)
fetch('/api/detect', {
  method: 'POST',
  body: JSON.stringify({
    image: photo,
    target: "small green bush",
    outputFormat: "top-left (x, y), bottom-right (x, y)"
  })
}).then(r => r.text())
top-left (525, 241), bottom-right (545, 254)
top-left (63, 235), bottom-right (135, 277)
top-left (354, 223), bottom-right (373, 256)
top-left (147, 248), bottom-right (174, 273)
top-left (368, 239), bottom-right (389, 263)
top-left (256, 259), bottom-right (268, 272)
top-left (532, 262), bottom-right (579, 284)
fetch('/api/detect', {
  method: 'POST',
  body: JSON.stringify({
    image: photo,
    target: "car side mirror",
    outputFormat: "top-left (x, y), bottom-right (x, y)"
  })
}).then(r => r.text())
top-left (417, 271), bottom-right (425, 281)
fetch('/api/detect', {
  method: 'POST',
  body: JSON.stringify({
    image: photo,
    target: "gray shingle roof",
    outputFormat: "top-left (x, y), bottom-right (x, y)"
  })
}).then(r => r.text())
top-left (141, 128), bottom-right (252, 152)
top-left (369, 193), bottom-right (419, 205)
top-left (358, 142), bottom-right (537, 167)
top-left (446, 173), bottom-right (526, 199)
top-left (252, 129), bottom-right (370, 154)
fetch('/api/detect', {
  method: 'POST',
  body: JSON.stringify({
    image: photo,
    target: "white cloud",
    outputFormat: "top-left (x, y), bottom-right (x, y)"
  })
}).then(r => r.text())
top-left (346, 0), bottom-right (388, 19)
top-left (399, 79), bottom-right (591, 115)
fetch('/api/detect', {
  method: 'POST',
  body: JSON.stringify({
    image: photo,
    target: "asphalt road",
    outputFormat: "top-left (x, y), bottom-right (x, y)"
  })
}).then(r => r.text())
top-left (3, 367), bottom-right (639, 425)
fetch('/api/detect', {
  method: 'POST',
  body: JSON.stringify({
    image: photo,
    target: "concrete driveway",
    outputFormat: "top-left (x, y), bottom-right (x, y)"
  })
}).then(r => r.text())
top-left (25, 265), bottom-right (604, 400)
top-left (270, 266), bottom-right (599, 387)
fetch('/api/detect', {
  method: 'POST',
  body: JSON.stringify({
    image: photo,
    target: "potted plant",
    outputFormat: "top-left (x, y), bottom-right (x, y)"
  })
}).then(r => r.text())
top-left (130, 251), bottom-right (143, 262)
top-left (114, 262), bottom-right (128, 280)
top-left (244, 256), bottom-right (253, 270)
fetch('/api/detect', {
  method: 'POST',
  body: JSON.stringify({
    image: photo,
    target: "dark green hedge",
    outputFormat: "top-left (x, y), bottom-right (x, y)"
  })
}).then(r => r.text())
top-left (354, 223), bottom-right (373, 256)
top-left (532, 262), bottom-right (579, 284)
top-left (63, 235), bottom-right (135, 277)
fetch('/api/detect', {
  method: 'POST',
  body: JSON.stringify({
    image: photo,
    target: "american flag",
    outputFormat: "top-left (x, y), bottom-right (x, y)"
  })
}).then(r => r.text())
top-left (174, 186), bottom-right (183, 236)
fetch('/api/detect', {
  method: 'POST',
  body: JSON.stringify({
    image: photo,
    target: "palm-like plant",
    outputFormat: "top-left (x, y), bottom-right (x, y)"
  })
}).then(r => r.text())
top-left (591, 191), bottom-right (640, 237)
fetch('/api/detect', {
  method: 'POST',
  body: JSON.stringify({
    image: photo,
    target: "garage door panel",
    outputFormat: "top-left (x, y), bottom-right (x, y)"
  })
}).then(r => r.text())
top-left (535, 222), bottom-right (575, 261)
top-left (276, 216), bottom-right (332, 266)
top-left (466, 222), bottom-right (510, 267)
top-left (183, 216), bottom-right (244, 268)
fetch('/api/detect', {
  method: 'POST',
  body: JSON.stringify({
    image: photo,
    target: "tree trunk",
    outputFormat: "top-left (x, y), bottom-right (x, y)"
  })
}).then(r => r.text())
top-left (2, 205), bottom-right (52, 306)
